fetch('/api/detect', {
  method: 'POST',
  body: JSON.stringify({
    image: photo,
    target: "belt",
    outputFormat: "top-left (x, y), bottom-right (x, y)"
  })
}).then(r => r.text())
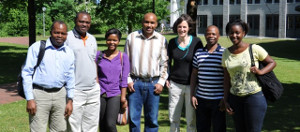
top-left (33, 84), bottom-right (62, 92)
top-left (131, 76), bottom-right (160, 82)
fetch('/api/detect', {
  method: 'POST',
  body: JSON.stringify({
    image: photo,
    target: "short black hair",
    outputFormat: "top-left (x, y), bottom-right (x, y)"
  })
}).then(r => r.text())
top-left (172, 14), bottom-right (193, 34)
top-left (75, 11), bottom-right (90, 22)
top-left (225, 19), bottom-right (249, 36)
top-left (105, 28), bottom-right (122, 41)
top-left (50, 20), bottom-right (67, 31)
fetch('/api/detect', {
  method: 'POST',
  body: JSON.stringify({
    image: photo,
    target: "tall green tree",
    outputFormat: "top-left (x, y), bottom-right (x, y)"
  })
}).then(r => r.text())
top-left (96, 0), bottom-right (169, 33)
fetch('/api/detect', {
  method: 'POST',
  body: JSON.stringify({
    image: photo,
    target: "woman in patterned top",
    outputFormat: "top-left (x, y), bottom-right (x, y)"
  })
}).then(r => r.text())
top-left (222, 19), bottom-right (276, 132)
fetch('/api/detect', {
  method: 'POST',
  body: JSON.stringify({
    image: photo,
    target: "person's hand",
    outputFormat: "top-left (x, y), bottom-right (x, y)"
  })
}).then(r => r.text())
top-left (64, 99), bottom-right (73, 117)
top-left (128, 82), bottom-right (135, 92)
top-left (219, 98), bottom-right (225, 111)
top-left (224, 101), bottom-right (234, 115)
top-left (27, 100), bottom-right (37, 115)
top-left (165, 80), bottom-right (170, 89)
top-left (120, 98), bottom-right (128, 113)
top-left (154, 83), bottom-right (163, 94)
top-left (191, 96), bottom-right (198, 109)
top-left (250, 66), bottom-right (262, 75)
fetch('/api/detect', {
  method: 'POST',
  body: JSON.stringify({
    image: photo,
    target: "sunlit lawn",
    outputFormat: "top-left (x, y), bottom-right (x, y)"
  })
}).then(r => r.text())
top-left (0, 34), bottom-right (300, 131)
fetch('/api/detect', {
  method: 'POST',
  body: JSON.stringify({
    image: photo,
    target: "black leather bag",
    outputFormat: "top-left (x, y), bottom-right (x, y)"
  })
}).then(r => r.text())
top-left (17, 40), bottom-right (46, 98)
top-left (249, 44), bottom-right (283, 102)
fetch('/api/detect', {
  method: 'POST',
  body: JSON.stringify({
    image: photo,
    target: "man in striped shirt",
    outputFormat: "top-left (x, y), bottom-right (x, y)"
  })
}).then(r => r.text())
top-left (124, 13), bottom-right (168, 132)
top-left (190, 25), bottom-right (226, 132)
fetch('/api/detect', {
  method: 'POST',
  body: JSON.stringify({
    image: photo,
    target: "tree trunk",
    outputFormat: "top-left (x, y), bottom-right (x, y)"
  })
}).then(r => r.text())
top-left (187, 0), bottom-right (197, 36)
top-left (28, 0), bottom-right (36, 46)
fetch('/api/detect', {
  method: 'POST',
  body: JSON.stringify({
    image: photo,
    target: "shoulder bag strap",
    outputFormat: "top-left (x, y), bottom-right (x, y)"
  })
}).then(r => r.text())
top-left (249, 44), bottom-right (255, 67)
top-left (32, 40), bottom-right (46, 76)
top-left (97, 50), bottom-right (104, 65)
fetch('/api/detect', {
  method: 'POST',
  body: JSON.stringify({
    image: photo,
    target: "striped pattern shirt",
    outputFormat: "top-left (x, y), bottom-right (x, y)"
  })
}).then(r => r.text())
top-left (124, 30), bottom-right (169, 86)
top-left (192, 44), bottom-right (225, 100)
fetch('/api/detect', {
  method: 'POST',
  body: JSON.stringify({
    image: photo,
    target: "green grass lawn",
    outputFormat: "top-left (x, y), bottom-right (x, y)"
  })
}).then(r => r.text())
top-left (0, 35), bottom-right (300, 131)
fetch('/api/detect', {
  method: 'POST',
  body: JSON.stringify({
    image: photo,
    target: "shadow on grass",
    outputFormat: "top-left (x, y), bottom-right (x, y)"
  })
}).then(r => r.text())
top-left (258, 40), bottom-right (300, 61)
top-left (224, 83), bottom-right (300, 131)
top-left (159, 83), bottom-right (300, 131)
top-left (262, 83), bottom-right (300, 131)
top-left (0, 45), bottom-right (27, 85)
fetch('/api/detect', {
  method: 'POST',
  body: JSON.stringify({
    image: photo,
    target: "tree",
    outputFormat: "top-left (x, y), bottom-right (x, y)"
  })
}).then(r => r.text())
top-left (28, 0), bottom-right (36, 45)
top-left (96, 0), bottom-right (169, 33)
top-left (186, 0), bottom-right (197, 36)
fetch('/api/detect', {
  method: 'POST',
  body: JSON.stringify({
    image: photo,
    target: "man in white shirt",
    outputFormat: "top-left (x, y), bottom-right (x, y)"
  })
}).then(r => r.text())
top-left (124, 12), bottom-right (168, 132)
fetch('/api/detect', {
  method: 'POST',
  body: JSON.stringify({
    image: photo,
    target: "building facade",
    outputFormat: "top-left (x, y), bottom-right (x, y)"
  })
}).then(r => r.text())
top-left (196, 0), bottom-right (300, 38)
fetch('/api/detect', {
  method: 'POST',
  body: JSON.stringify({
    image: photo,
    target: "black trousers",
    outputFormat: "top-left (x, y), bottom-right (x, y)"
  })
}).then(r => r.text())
top-left (196, 98), bottom-right (226, 132)
top-left (99, 95), bottom-right (120, 132)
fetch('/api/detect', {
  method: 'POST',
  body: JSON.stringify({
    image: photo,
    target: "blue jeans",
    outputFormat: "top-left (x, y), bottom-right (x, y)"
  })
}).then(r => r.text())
top-left (128, 78), bottom-right (160, 132)
top-left (229, 91), bottom-right (267, 132)
top-left (196, 98), bottom-right (226, 132)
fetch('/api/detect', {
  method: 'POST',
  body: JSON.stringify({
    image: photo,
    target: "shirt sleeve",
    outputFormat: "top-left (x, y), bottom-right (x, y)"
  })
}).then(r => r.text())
top-left (120, 53), bottom-right (130, 88)
top-left (221, 49), bottom-right (228, 68)
top-left (192, 50), bottom-right (198, 68)
top-left (167, 39), bottom-right (173, 80)
top-left (158, 38), bottom-right (169, 86)
top-left (22, 42), bottom-right (39, 100)
top-left (65, 50), bottom-right (75, 99)
top-left (124, 35), bottom-right (133, 84)
top-left (253, 44), bottom-right (268, 61)
top-left (194, 37), bottom-right (204, 53)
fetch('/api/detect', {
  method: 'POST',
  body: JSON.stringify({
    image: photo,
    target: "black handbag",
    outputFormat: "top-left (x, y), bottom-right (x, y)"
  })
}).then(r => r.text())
top-left (249, 44), bottom-right (283, 102)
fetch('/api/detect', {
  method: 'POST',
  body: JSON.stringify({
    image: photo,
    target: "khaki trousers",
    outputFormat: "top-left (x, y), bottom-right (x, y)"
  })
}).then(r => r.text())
top-left (29, 88), bottom-right (66, 132)
top-left (168, 80), bottom-right (196, 132)
top-left (67, 83), bottom-right (100, 132)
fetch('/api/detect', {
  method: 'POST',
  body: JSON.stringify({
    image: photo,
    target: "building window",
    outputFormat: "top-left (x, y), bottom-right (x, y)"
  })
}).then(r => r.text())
top-left (287, 0), bottom-right (293, 3)
top-left (274, 0), bottom-right (279, 3)
top-left (266, 15), bottom-right (279, 37)
top-left (296, 0), bottom-right (300, 2)
top-left (198, 0), bottom-right (208, 5)
top-left (247, 15), bottom-right (260, 35)
top-left (197, 15), bottom-right (207, 34)
top-left (213, 0), bottom-right (218, 5)
top-left (286, 15), bottom-right (300, 38)
top-left (230, 0), bottom-right (240, 4)
top-left (213, 15), bottom-right (223, 34)
top-left (213, 0), bottom-right (223, 5)
top-left (255, 0), bottom-right (260, 4)
top-left (248, 0), bottom-right (253, 4)
top-left (229, 15), bottom-right (240, 22)
top-left (266, 0), bottom-right (272, 3)
top-left (204, 0), bottom-right (208, 5)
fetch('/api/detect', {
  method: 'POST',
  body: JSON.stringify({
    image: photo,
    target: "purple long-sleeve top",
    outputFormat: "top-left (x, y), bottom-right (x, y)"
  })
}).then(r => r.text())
top-left (96, 51), bottom-right (130, 97)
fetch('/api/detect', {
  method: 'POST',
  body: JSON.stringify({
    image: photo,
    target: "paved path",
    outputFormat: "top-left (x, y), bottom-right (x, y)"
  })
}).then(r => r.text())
top-left (0, 37), bottom-right (29, 46)
top-left (0, 37), bottom-right (28, 104)
top-left (0, 83), bottom-right (24, 104)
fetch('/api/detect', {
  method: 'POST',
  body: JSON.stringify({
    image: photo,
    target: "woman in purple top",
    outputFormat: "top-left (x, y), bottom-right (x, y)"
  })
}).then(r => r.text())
top-left (96, 28), bottom-right (130, 132)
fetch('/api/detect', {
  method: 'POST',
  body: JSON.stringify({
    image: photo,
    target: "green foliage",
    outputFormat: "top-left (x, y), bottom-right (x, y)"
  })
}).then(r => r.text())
top-left (43, 0), bottom-right (77, 31)
top-left (0, 0), bottom-right (170, 36)
top-left (0, 0), bottom-right (28, 36)
top-left (96, 0), bottom-right (170, 33)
